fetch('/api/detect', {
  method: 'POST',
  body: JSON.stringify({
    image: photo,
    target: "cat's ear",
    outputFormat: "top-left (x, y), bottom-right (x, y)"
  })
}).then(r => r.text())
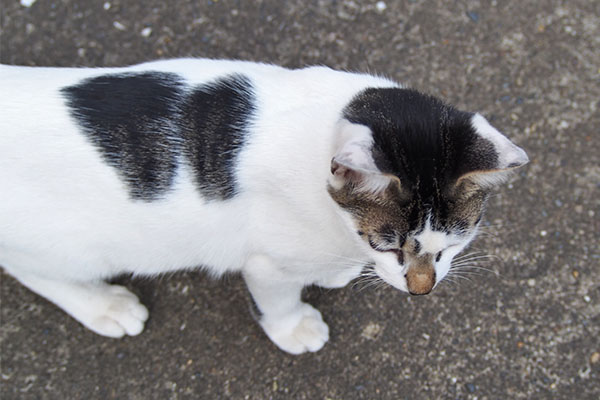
top-left (457, 113), bottom-right (529, 188)
top-left (330, 120), bottom-right (392, 193)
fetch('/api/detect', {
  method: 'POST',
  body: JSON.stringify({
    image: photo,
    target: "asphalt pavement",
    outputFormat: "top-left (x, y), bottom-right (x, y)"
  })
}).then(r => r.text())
top-left (1, 1), bottom-right (599, 399)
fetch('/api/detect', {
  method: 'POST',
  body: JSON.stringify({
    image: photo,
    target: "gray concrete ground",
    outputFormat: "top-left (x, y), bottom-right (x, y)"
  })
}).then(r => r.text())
top-left (1, 0), bottom-right (598, 399)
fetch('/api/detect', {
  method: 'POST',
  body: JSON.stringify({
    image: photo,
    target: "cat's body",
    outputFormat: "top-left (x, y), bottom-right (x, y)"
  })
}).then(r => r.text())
top-left (0, 59), bottom-right (528, 354)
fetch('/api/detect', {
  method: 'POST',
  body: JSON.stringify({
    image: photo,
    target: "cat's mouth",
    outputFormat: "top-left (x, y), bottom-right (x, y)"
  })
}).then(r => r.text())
top-left (371, 264), bottom-right (409, 293)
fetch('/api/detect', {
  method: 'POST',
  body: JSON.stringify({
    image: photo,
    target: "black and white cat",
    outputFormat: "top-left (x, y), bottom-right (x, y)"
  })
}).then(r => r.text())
top-left (0, 59), bottom-right (528, 354)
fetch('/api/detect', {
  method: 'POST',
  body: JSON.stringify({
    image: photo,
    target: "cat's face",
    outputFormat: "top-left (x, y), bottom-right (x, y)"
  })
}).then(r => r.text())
top-left (328, 88), bottom-right (528, 294)
top-left (329, 178), bottom-right (485, 294)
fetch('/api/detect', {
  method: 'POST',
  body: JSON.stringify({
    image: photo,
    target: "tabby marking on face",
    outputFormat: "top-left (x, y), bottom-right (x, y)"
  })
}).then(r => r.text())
top-left (328, 87), bottom-right (527, 293)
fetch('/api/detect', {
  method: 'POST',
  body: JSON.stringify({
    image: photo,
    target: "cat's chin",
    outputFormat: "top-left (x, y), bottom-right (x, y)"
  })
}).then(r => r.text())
top-left (373, 265), bottom-right (409, 293)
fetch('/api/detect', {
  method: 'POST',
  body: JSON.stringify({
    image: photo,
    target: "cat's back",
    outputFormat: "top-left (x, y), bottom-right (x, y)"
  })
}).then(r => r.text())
top-left (0, 59), bottom-right (263, 173)
top-left (0, 60), bottom-right (328, 276)
top-left (0, 60), bottom-right (264, 132)
top-left (0, 59), bottom-right (396, 277)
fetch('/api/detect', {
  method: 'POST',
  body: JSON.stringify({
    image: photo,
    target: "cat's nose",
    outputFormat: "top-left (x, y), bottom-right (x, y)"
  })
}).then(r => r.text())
top-left (405, 267), bottom-right (436, 295)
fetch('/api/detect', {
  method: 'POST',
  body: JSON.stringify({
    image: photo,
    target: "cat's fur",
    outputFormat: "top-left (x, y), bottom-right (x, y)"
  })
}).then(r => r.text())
top-left (0, 59), bottom-right (528, 354)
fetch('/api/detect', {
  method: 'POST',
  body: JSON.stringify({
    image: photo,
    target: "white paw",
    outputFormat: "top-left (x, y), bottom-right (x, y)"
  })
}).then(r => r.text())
top-left (261, 304), bottom-right (329, 355)
top-left (79, 284), bottom-right (149, 338)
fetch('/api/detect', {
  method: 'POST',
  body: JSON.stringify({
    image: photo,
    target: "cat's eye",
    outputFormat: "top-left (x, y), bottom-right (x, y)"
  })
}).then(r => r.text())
top-left (435, 251), bottom-right (442, 262)
top-left (394, 249), bottom-right (405, 265)
top-left (368, 238), bottom-right (404, 264)
top-left (383, 248), bottom-right (404, 264)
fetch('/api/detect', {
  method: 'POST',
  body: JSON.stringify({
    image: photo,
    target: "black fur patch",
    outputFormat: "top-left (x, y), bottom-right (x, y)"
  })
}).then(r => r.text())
top-left (61, 72), bottom-right (185, 200)
top-left (343, 88), bottom-right (498, 231)
top-left (62, 72), bottom-right (255, 201)
top-left (180, 74), bottom-right (255, 200)
top-left (413, 239), bottom-right (422, 254)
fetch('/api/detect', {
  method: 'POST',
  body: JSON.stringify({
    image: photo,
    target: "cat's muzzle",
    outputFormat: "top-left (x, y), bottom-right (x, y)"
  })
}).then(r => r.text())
top-left (405, 267), bottom-right (436, 295)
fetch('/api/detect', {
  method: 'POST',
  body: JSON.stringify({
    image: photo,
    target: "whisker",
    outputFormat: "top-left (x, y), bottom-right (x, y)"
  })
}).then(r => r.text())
top-left (449, 271), bottom-right (486, 278)
top-left (318, 251), bottom-right (368, 263)
top-left (374, 280), bottom-right (389, 291)
top-left (452, 252), bottom-right (487, 262)
top-left (442, 276), bottom-right (459, 285)
top-left (439, 277), bottom-right (460, 290)
top-left (353, 274), bottom-right (378, 286)
top-left (453, 265), bottom-right (497, 273)
top-left (351, 271), bottom-right (380, 290)
top-left (453, 251), bottom-right (492, 261)
top-left (357, 277), bottom-right (384, 292)
top-left (451, 261), bottom-right (495, 269)
top-left (475, 230), bottom-right (501, 239)
top-left (446, 273), bottom-right (472, 282)
top-left (358, 273), bottom-right (379, 280)
top-left (452, 254), bottom-right (500, 263)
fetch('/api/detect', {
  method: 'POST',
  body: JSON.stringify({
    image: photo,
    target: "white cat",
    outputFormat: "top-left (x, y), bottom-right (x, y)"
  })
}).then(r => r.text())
top-left (0, 59), bottom-right (528, 354)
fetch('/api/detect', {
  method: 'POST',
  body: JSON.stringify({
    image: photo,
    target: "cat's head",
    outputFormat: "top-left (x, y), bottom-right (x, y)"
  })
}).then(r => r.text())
top-left (328, 88), bottom-right (528, 295)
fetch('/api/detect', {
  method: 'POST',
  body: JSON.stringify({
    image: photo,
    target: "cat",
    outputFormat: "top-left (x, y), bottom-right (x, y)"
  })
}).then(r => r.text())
top-left (0, 59), bottom-right (528, 354)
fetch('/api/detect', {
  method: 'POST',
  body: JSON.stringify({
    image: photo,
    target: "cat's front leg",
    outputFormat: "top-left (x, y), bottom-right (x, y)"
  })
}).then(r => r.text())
top-left (243, 255), bottom-right (329, 354)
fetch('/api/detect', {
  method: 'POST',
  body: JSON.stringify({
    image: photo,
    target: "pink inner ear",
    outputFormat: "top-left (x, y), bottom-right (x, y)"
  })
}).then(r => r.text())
top-left (331, 158), bottom-right (360, 182)
top-left (331, 156), bottom-right (392, 194)
top-left (330, 159), bottom-right (347, 177)
top-left (333, 120), bottom-right (381, 174)
top-left (330, 120), bottom-right (393, 193)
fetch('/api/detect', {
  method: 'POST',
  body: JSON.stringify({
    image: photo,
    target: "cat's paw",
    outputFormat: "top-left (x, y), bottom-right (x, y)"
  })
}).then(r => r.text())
top-left (9, 271), bottom-right (149, 339)
top-left (260, 304), bottom-right (329, 355)
top-left (80, 285), bottom-right (149, 338)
